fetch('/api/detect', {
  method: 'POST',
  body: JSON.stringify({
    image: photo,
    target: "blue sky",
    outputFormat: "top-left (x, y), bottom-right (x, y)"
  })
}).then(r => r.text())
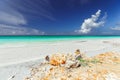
top-left (0, 0), bottom-right (120, 35)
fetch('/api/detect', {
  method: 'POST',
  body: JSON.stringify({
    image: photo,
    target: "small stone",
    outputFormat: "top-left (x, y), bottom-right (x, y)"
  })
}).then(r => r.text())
top-left (45, 55), bottom-right (50, 62)
top-left (75, 54), bottom-right (82, 60)
top-left (75, 49), bottom-right (80, 55)
top-left (65, 60), bottom-right (81, 69)
top-left (24, 77), bottom-right (30, 80)
top-left (75, 60), bottom-right (81, 67)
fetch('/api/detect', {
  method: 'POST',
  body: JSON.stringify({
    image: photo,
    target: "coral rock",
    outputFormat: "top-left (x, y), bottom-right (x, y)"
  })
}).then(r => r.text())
top-left (50, 54), bottom-right (66, 66)
top-left (65, 60), bottom-right (81, 69)
top-left (75, 49), bottom-right (80, 55)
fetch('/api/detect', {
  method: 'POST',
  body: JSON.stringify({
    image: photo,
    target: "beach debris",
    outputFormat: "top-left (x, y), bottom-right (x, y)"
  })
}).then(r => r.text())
top-left (66, 53), bottom-right (74, 60)
top-left (48, 53), bottom-right (81, 68)
top-left (45, 55), bottom-right (50, 62)
top-left (24, 51), bottom-right (120, 80)
top-left (75, 54), bottom-right (82, 60)
top-left (75, 49), bottom-right (80, 55)
top-left (8, 75), bottom-right (15, 80)
top-left (65, 60), bottom-right (81, 69)
top-left (75, 49), bottom-right (87, 61)
top-left (49, 54), bottom-right (66, 66)
top-left (103, 41), bottom-right (110, 43)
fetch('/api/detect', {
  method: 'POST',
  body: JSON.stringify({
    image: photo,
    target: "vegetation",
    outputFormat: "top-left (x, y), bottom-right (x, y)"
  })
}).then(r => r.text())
top-left (77, 58), bottom-right (88, 66)
top-left (90, 58), bottom-right (100, 64)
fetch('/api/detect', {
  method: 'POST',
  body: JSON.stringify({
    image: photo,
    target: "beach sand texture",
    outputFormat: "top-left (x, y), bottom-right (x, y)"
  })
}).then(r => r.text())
top-left (24, 52), bottom-right (120, 80)
top-left (0, 39), bottom-right (120, 80)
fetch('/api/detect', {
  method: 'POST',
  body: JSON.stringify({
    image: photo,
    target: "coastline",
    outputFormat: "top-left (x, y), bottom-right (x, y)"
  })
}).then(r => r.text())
top-left (0, 38), bottom-right (120, 66)
top-left (0, 38), bottom-right (120, 79)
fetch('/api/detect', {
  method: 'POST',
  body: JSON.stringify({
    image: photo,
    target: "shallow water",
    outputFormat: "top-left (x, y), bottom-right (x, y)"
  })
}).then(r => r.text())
top-left (0, 35), bottom-right (120, 44)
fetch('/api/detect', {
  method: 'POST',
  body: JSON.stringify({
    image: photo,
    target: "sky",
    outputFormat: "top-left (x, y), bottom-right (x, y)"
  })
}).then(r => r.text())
top-left (0, 0), bottom-right (120, 35)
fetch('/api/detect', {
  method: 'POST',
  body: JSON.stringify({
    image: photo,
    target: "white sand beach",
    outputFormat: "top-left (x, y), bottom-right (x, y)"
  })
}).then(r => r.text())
top-left (0, 39), bottom-right (120, 80)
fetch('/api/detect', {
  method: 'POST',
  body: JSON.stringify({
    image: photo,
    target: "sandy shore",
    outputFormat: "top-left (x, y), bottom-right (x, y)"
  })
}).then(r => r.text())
top-left (0, 39), bottom-right (120, 80)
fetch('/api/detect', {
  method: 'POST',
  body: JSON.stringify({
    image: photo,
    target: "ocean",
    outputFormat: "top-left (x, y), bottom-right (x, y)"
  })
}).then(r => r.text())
top-left (0, 35), bottom-right (120, 44)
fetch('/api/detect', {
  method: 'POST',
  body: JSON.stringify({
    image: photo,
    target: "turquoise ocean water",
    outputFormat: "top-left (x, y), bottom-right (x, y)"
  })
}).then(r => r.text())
top-left (0, 36), bottom-right (120, 44)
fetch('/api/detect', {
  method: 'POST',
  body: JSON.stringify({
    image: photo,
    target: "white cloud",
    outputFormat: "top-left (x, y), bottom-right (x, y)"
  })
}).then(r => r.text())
top-left (0, 1), bottom-right (45, 35)
top-left (0, 11), bottom-right (26, 25)
top-left (0, 11), bottom-right (45, 35)
top-left (110, 22), bottom-right (120, 31)
top-left (5, 0), bottom-right (55, 21)
top-left (0, 24), bottom-right (45, 35)
top-left (110, 27), bottom-right (120, 31)
top-left (75, 10), bottom-right (106, 34)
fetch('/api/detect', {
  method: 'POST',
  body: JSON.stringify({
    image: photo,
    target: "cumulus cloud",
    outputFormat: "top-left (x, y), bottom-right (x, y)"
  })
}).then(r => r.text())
top-left (0, 24), bottom-right (45, 35)
top-left (75, 10), bottom-right (107, 34)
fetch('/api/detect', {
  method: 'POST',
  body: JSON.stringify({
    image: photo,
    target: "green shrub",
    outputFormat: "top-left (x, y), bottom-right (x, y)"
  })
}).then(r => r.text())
top-left (78, 58), bottom-right (88, 67)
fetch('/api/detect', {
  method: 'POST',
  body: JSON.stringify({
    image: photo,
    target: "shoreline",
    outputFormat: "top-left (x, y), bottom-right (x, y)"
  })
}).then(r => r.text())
top-left (0, 38), bottom-right (120, 79)
top-left (0, 38), bottom-right (120, 66)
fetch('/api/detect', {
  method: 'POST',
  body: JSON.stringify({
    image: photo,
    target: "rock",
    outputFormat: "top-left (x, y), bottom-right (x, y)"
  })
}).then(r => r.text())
top-left (65, 60), bottom-right (81, 69)
top-left (75, 49), bottom-right (80, 55)
top-left (45, 55), bottom-right (50, 62)
top-left (8, 75), bottom-right (15, 80)
top-left (50, 59), bottom-right (60, 66)
top-left (24, 52), bottom-right (120, 80)
top-left (75, 60), bottom-right (81, 67)
top-left (24, 77), bottom-right (30, 80)
top-left (75, 54), bottom-right (82, 60)
top-left (66, 53), bottom-right (75, 61)
top-left (49, 54), bottom-right (66, 66)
